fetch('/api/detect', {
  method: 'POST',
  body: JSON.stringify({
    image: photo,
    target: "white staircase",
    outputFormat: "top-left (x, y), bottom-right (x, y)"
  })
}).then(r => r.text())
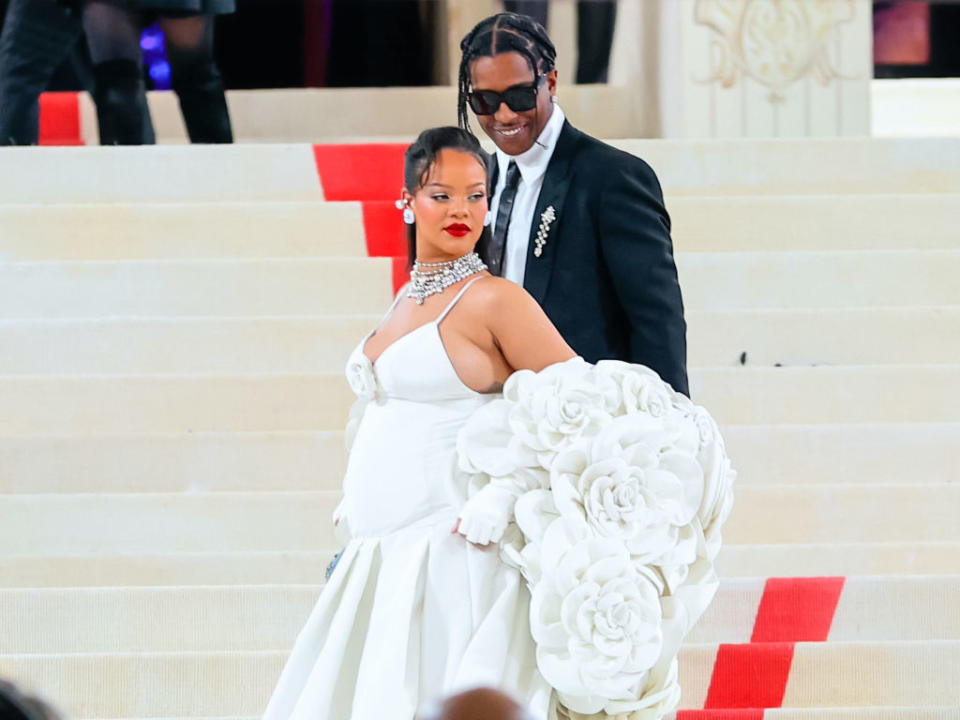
top-left (1, 140), bottom-right (959, 718)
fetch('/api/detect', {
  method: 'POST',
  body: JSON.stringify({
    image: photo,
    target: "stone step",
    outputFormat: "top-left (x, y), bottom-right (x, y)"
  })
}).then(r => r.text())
top-left (0, 432), bottom-right (347, 494)
top-left (0, 375), bottom-right (355, 434)
top-left (1, 484), bottom-right (957, 556)
top-left (2, 642), bottom-right (958, 717)
top-left (1, 423), bottom-right (956, 495)
top-left (3, 139), bottom-right (958, 205)
top-left (669, 194), bottom-right (960, 252)
top-left (2, 576), bottom-right (957, 653)
top-left (678, 250), bottom-right (960, 310)
top-left (0, 259), bottom-right (393, 319)
top-left (724, 423), bottom-right (960, 486)
top-left (3, 540), bottom-right (958, 589)
top-left (688, 308), bottom-right (960, 367)
top-left (2, 308), bottom-right (956, 376)
top-left (1, 365), bottom-right (957, 435)
top-left (0, 194), bottom-right (955, 260)
top-left (1, 252), bottom-right (955, 320)
top-left (0, 317), bottom-right (377, 375)
top-left (0, 203), bottom-right (366, 261)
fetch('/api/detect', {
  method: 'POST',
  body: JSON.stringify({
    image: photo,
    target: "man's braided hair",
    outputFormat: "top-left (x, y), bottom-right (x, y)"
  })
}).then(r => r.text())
top-left (457, 12), bottom-right (557, 134)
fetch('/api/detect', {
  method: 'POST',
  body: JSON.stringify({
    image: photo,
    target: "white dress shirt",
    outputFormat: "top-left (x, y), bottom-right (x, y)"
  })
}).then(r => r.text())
top-left (490, 104), bottom-right (566, 286)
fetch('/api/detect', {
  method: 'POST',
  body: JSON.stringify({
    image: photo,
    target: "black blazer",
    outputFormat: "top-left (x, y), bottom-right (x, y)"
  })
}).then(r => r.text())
top-left (490, 120), bottom-right (689, 396)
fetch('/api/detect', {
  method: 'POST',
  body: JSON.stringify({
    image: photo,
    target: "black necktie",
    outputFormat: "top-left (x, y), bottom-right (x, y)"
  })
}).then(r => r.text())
top-left (489, 161), bottom-right (521, 277)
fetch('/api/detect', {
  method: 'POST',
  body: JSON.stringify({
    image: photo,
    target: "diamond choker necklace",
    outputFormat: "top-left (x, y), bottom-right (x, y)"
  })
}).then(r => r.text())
top-left (408, 252), bottom-right (487, 305)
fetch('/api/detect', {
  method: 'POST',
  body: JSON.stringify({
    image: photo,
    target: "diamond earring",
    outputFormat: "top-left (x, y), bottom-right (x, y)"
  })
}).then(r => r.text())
top-left (483, 211), bottom-right (493, 227)
top-left (403, 208), bottom-right (415, 224)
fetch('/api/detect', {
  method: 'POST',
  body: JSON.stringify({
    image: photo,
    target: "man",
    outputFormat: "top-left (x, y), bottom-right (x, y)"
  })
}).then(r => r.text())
top-left (0, 0), bottom-right (88, 145)
top-left (458, 12), bottom-right (689, 396)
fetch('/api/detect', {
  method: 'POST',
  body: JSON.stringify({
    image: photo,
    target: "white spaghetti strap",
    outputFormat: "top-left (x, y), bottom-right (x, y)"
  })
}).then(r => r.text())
top-left (436, 276), bottom-right (486, 324)
top-left (374, 283), bottom-right (409, 332)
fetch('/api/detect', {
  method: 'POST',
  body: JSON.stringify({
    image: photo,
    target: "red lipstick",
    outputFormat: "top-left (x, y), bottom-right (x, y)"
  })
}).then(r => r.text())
top-left (444, 224), bottom-right (471, 237)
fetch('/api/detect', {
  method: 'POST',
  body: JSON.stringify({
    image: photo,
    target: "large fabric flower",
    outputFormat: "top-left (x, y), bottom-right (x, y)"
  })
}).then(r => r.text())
top-left (531, 519), bottom-right (665, 715)
top-left (551, 416), bottom-right (704, 566)
top-left (454, 357), bottom-right (735, 720)
top-left (503, 359), bottom-right (617, 466)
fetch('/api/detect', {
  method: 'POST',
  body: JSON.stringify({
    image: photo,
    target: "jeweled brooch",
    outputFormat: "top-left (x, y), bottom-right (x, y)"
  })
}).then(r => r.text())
top-left (534, 205), bottom-right (557, 258)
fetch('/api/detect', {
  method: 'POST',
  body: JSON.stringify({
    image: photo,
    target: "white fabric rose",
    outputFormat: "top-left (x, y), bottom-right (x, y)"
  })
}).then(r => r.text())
top-left (531, 519), bottom-right (665, 715)
top-left (345, 350), bottom-right (379, 402)
top-left (551, 416), bottom-right (704, 566)
top-left (504, 359), bottom-right (616, 466)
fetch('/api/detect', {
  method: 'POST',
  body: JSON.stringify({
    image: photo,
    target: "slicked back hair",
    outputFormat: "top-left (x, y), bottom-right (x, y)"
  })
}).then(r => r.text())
top-left (403, 126), bottom-right (493, 268)
top-left (457, 12), bottom-right (557, 134)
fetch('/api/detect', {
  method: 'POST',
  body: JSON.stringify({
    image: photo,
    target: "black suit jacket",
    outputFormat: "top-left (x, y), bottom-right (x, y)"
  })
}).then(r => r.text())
top-left (490, 120), bottom-right (689, 396)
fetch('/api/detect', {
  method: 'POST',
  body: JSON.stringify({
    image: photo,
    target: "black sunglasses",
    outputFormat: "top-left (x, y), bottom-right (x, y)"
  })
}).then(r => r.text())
top-left (467, 75), bottom-right (546, 115)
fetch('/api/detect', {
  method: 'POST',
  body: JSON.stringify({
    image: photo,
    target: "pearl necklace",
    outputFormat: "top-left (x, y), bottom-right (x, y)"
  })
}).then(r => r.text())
top-left (408, 252), bottom-right (487, 305)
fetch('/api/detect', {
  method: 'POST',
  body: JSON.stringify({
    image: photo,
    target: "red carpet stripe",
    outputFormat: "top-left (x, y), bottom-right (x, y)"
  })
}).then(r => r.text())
top-left (38, 92), bottom-right (83, 146)
top-left (703, 642), bottom-right (795, 710)
top-left (312, 144), bottom-right (407, 201)
top-left (701, 577), bottom-right (845, 710)
top-left (751, 577), bottom-right (846, 642)
top-left (361, 201), bottom-right (407, 257)
top-left (678, 711), bottom-right (765, 720)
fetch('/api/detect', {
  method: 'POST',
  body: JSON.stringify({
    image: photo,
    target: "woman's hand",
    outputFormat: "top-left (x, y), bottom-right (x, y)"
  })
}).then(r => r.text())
top-left (456, 484), bottom-right (517, 545)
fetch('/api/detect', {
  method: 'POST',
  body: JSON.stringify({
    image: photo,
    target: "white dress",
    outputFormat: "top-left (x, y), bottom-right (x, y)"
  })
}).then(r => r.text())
top-left (262, 278), bottom-right (554, 720)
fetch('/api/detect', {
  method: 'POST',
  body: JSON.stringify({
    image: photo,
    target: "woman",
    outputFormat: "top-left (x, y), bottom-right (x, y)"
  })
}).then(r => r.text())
top-left (263, 127), bottom-right (573, 720)
top-left (264, 127), bottom-right (732, 720)
top-left (69, 0), bottom-right (233, 144)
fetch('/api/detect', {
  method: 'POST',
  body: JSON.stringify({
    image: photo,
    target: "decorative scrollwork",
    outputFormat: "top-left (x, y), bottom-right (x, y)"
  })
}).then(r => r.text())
top-left (695, 0), bottom-right (856, 102)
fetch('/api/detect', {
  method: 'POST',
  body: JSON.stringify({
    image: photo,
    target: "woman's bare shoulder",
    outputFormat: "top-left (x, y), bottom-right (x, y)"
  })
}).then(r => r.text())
top-left (466, 275), bottom-right (537, 309)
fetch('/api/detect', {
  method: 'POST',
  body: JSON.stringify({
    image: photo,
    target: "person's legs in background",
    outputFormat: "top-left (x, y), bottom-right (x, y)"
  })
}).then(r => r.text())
top-left (576, 0), bottom-right (616, 83)
top-left (502, 0), bottom-right (548, 29)
top-left (82, 0), bottom-right (154, 144)
top-left (159, 13), bottom-right (232, 143)
top-left (0, 0), bottom-right (84, 145)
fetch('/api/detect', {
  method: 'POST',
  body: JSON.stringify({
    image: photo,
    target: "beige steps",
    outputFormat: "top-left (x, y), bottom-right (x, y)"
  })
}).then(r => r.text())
top-left (3, 139), bottom-right (959, 205)
top-left (0, 250), bottom-right (960, 320)
top-left (4, 576), bottom-right (957, 653)
top-left (1, 195), bottom-right (956, 260)
top-left (688, 575), bottom-right (960, 644)
top-left (3, 423), bottom-right (955, 495)
top-left (691, 365), bottom-right (960, 425)
top-left (3, 642), bottom-right (958, 717)
top-left (2, 309), bottom-right (956, 376)
top-left (0, 376), bottom-right (355, 434)
top-left (3, 540), bottom-right (959, 589)
top-left (0, 145), bottom-right (324, 205)
top-left (725, 424), bottom-right (960, 486)
top-left (677, 250), bottom-right (960, 310)
top-left (678, 641), bottom-right (960, 709)
top-left (1, 365), bottom-right (958, 435)
top-left (717, 543), bottom-right (960, 579)
top-left (0, 203), bottom-right (366, 261)
top-left (0, 317), bottom-right (377, 375)
top-left (2, 252), bottom-right (955, 320)
top-left (2, 484), bottom-right (957, 556)
top-left (687, 308), bottom-right (960, 367)
top-left (613, 137), bottom-right (960, 195)
top-left (0, 432), bottom-right (347, 494)
top-left (0, 259), bottom-right (392, 319)
top-left (669, 194), bottom-right (960, 251)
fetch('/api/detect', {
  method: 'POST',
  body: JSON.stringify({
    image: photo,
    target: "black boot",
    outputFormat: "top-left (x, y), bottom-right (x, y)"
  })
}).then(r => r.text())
top-left (92, 58), bottom-right (152, 145)
top-left (171, 56), bottom-right (233, 144)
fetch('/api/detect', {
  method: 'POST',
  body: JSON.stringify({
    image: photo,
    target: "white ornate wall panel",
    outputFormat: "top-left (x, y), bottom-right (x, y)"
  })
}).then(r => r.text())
top-left (611, 0), bottom-right (873, 138)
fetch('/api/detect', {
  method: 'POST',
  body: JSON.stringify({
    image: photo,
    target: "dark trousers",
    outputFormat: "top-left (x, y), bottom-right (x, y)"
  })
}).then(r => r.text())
top-left (0, 0), bottom-right (84, 144)
top-left (503, 0), bottom-right (617, 84)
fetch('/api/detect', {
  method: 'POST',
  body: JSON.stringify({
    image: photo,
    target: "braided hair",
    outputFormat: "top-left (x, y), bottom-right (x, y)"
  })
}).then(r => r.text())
top-left (457, 12), bottom-right (557, 134)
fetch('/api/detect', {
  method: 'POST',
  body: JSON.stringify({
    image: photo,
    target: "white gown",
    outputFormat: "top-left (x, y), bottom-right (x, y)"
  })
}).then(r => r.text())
top-left (262, 278), bottom-right (554, 720)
